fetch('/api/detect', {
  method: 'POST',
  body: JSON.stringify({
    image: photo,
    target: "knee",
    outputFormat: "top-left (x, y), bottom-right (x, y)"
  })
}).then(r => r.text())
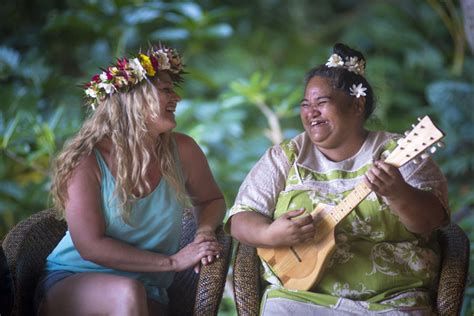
top-left (114, 277), bottom-right (147, 309)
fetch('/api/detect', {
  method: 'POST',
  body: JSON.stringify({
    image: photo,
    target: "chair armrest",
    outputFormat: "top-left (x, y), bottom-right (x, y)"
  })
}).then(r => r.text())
top-left (436, 222), bottom-right (470, 315)
top-left (2, 209), bottom-right (66, 316)
top-left (168, 210), bottom-right (232, 316)
top-left (0, 245), bottom-right (14, 316)
top-left (194, 225), bottom-right (232, 315)
top-left (233, 242), bottom-right (261, 316)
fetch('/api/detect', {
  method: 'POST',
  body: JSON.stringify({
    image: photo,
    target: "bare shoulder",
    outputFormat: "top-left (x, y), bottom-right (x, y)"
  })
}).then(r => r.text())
top-left (70, 150), bottom-right (102, 185)
top-left (173, 132), bottom-right (203, 158)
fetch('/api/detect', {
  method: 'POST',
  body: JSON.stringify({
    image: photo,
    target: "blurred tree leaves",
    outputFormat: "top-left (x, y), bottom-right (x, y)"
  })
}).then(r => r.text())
top-left (426, 81), bottom-right (474, 209)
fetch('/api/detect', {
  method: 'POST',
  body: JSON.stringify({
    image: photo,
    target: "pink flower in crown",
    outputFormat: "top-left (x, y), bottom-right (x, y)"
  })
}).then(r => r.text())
top-left (150, 55), bottom-right (160, 75)
top-left (91, 74), bottom-right (101, 83)
top-left (116, 58), bottom-right (128, 70)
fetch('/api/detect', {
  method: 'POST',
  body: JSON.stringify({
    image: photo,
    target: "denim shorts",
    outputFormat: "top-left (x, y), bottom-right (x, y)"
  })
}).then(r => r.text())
top-left (33, 270), bottom-right (75, 314)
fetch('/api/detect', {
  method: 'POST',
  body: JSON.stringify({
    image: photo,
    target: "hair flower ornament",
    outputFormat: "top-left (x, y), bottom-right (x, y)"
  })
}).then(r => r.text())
top-left (345, 56), bottom-right (365, 75)
top-left (83, 44), bottom-right (184, 110)
top-left (325, 54), bottom-right (345, 68)
top-left (349, 83), bottom-right (367, 98)
top-left (325, 53), bottom-right (365, 76)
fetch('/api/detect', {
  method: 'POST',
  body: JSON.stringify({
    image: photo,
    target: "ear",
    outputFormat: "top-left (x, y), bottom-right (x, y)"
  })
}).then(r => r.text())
top-left (352, 96), bottom-right (366, 117)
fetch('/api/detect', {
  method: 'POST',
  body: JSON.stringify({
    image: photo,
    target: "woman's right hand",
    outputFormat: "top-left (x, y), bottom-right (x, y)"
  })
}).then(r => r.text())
top-left (170, 238), bottom-right (221, 272)
top-left (265, 208), bottom-right (315, 247)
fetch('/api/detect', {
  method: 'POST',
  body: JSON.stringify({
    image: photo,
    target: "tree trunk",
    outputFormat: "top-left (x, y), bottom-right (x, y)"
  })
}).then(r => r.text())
top-left (461, 0), bottom-right (474, 53)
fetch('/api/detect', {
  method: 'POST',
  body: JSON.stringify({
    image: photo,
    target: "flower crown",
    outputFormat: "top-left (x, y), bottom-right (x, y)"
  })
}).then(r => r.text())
top-left (84, 45), bottom-right (184, 109)
top-left (325, 53), bottom-right (365, 76)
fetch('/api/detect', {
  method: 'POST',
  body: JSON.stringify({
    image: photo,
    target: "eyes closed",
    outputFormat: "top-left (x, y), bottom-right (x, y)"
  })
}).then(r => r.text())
top-left (300, 96), bottom-right (331, 108)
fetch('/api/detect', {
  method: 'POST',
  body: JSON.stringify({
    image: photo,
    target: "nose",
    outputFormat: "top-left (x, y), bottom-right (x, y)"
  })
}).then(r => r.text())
top-left (305, 104), bottom-right (321, 117)
top-left (172, 91), bottom-right (181, 102)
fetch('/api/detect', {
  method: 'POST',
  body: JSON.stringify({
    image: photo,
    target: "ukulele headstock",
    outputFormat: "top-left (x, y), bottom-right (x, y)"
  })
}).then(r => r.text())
top-left (384, 116), bottom-right (445, 167)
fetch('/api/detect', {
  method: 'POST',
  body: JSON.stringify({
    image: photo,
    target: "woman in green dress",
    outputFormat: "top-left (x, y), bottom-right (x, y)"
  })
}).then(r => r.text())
top-left (227, 43), bottom-right (449, 315)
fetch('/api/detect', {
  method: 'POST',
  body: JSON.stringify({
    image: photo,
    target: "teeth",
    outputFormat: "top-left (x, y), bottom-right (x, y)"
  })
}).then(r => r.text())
top-left (310, 120), bottom-right (325, 126)
top-left (166, 106), bottom-right (175, 112)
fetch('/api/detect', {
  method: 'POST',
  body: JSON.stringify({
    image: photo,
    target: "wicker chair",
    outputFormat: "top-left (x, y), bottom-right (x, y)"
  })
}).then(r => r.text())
top-left (1, 209), bottom-right (232, 316)
top-left (1, 245), bottom-right (13, 316)
top-left (233, 223), bottom-right (470, 316)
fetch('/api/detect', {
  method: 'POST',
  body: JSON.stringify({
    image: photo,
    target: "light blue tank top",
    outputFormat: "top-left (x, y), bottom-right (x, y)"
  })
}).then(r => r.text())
top-left (46, 147), bottom-right (184, 304)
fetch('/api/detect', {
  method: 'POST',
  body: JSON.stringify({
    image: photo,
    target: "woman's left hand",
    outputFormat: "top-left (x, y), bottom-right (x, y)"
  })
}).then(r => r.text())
top-left (364, 160), bottom-right (409, 199)
top-left (192, 229), bottom-right (219, 273)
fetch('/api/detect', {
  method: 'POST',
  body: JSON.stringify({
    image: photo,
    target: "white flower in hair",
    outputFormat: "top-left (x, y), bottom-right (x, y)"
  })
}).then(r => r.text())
top-left (344, 56), bottom-right (365, 75)
top-left (99, 71), bottom-right (109, 82)
top-left (355, 59), bottom-right (365, 75)
top-left (98, 82), bottom-right (116, 94)
top-left (129, 58), bottom-right (146, 81)
top-left (326, 54), bottom-right (344, 68)
top-left (155, 50), bottom-right (171, 70)
top-left (349, 83), bottom-right (367, 98)
top-left (85, 87), bottom-right (97, 98)
top-left (345, 57), bottom-right (365, 75)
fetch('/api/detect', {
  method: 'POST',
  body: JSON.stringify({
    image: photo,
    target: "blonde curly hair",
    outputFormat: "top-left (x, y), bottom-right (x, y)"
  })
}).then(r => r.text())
top-left (51, 77), bottom-right (189, 223)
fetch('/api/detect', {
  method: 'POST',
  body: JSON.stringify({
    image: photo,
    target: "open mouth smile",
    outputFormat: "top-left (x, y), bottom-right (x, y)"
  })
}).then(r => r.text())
top-left (310, 120), bottom-right (328, 127)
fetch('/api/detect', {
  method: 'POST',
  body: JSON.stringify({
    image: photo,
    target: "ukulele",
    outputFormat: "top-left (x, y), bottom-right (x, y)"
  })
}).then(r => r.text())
top-left (257, 116), bottom-right (445, 291)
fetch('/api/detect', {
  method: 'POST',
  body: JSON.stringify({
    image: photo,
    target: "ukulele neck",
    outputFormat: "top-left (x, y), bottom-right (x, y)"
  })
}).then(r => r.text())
top-left (329, 181), bottom-right (372, 223)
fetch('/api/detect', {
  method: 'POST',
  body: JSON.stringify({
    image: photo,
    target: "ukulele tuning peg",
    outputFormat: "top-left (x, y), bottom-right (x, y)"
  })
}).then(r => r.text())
top-left (411, 124), bottom-right (416, 128)
top-left (404, 131), bottom-right (410, 136)
top-left (412, 157), bottom-right (421, 164)
top-left (429, 146), bottom-right (437, 154)
top-left (436, 141), bottom-right (445, 148)
top-left (421, 152), bottom-right (430, 160)
top-left (417, 117), bottom-right (422, 121)
top-left (397, 138), bottom-right (404, 145)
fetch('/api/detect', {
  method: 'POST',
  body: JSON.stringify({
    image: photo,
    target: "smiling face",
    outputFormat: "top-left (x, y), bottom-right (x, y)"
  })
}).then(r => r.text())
top-left (147, 72), bottom-right (181, 137)
top-left (300, 76), bottom-right (366, 160)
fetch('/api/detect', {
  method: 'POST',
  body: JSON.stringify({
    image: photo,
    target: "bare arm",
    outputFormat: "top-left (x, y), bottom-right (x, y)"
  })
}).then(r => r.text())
top-left (65, 154), bottom-right (219, 273)
top-left (176, 133), bottom-right (226, 233)
top-left (229, 209), bottom-right (315, 248)
top-left (365, 160), bottom-right (448, 234)
top-left (175, 133), bottom-right (226, 269)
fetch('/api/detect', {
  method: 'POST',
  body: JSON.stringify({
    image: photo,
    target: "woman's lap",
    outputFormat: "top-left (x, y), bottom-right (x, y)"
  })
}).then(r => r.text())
top-left (35, 270), bottom-right (169, 315)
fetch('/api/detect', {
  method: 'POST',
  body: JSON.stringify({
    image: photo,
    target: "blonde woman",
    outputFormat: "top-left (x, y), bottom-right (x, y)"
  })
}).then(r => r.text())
top-left (35, 45), bottom-right (225, 315)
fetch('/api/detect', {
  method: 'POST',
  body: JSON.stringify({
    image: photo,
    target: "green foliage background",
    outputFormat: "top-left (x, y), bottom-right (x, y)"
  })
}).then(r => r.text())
top-left (1, 0), bottom-right (473, 314)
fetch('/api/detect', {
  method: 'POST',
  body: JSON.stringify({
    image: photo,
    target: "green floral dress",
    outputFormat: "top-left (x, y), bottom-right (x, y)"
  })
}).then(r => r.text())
top-left (228, 131), bottom-right (449, 315)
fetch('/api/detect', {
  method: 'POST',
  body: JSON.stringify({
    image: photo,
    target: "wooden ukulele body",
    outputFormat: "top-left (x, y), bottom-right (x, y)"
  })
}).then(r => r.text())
top-left (257, 203), bottom-right (337, 290)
